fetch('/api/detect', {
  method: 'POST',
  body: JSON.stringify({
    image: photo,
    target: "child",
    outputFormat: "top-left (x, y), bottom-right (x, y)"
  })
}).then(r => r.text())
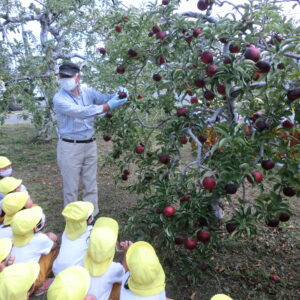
top-left (52, 201), bottom-right (94, 275)
top-left (0, 238), bottom-right (14, 271)
top-left (84, 217), bottom-right (127, 300)
top-left (0, 176), bottom-right (27, 202)
top-left (0, 261), bottom-right (40, 299)
top-left (0, 156), bottom-right (12, 179)
top-left (0, 191), bottom-right (32, 238)
top-left (10, 206), bottom-right (58, 293)
top-left (47, 265), bottom-right (96, 300)
top-left (0, 176), bottom-right (24, 223)
top-left (119, 241), bottom-right (173, 300)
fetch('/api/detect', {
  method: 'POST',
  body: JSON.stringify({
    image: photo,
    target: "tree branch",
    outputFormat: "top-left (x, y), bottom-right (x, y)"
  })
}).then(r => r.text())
top-left (180, 12), bottom-right (217, 23)
top-left (230, 81), bottom-right (266, 98)
top-left (0, 13), bottom-right (41, 24)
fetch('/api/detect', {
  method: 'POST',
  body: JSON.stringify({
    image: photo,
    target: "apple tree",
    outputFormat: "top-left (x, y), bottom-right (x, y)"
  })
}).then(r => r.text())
top-left (90, 0), bottom-right (300, 274)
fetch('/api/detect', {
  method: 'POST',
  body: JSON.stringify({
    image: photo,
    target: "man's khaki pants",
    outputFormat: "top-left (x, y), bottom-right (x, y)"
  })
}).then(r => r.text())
top-left (57, 139), bottom-right (99, 216)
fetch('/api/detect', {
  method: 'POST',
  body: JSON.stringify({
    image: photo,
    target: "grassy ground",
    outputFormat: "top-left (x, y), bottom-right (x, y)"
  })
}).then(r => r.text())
top-left (0, 124), bottom-right (299, 300)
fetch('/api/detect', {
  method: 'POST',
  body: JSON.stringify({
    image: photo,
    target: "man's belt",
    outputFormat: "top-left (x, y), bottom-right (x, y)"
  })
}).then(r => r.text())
top-left (61, 137), bottom-right (96, 143)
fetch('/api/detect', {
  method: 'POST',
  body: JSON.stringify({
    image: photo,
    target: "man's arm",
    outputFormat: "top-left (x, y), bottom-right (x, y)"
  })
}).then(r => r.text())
top-left (53, 93), bottom-right (106, 119)
top-left (88, 88), bottom-right (115, 105)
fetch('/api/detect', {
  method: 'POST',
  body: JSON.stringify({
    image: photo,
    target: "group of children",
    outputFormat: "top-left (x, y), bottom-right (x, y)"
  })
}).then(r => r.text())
top-left (0, 156), bottom-right (233, 300)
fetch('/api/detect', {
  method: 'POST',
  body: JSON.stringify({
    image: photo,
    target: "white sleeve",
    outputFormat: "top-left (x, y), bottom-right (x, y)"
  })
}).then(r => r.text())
top-left (110, 262), bottom-right (126, 284)
top-left (34, 233), bottom-right (54, 255)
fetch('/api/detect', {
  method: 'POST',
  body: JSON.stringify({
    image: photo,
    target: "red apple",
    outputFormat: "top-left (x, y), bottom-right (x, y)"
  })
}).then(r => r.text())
top-left (153, 73), bottom-right (162, 82)
top-left (184, 238), bottom-right (197, 250)
top-left (106, 112), bottom-right (113, 119)
top-left (98, 47), bottom-right (106, 55)
top-left (152, 24), bottom-right (160, 33)
top-left (162, 0), bottom-right (169, 5)
top-left (156, 31), bottom-right (166, 39)
top-left (229, 43), bottom-right (240, 53)
top-left (137, 95), bottom-right (143, 99)
top-left (193, 28), bottom-right (201, 37)
top-left (180, 195), bottom-right (190, 202)
top-left (174, 235), bottom-right (185, 245)
top-left (287, 88), bottom-right (300, 101)
top-left (118, 91), bottom-right (127, 99)
top-left (244, 46), bottom-right (260, 62)
top-left (217, 84), bottom-right (226, 95)
top-left (202, 176), bottom-right (217, 190)
top-left (135, 145), bottom-right (144, 154)
top-left (103, 135), bottom-right (112, 142)
top-left (205, 65), bottom-right (218, 77)
top-left (185, 36), bottom-right (193, 43)
top-left (179, 136), bottom-right (188, 144)
top-left (115, 25), bottom-right (122, 33)
top-left (270, 274), bottom-right (280, 283)
top-left (197, 230), bottom-right (211, 243)
top-left (190, 96), bottom-right (198, 104)
top-left (159, 154), bottom-right (170, 164)
top-left (121, 174), bottom-right (128, 181)
top-left (255, 119), bottom-right (267, 131)
top-left (266, 218), bottom-right (279, 227)
top-left (177, 108), bottom-right (187, 117)
top-left (128, 49), bottom-right (138, 57)
top-left (204, 90), bottom-right (215, 100)
top-left (247, 171), bottom-right (263, 184)
top-left (282, 119), bottom-right (294, 129)
top-left (116, 65), bottom-right (125, 74)
top-left (282, 186), bottom-right (295, 197)
top-left (158, 56), bottom-right (166, 65)
top-left (163, 205), bottom-right (175, 217)
top-left (123, 169), bottom-right (130, 176)
top-left (226, 222), bottom-right (239, 233)
top-left (200, 51), bottom-right (213, 64)
top-left (223, 56), bottom-right (232, 64)
top-left (224, 183), bottom-right (238, 194)
top-left (279, 212), bottom-right (290, 222)
top-left (194, 77), bottom-right (207, 88)
top-left (256, 61), bottom-right (271, 73)
top-left (197, 0), bottom-right (213, 11)
top-left (277, 63), bottom-right (285, 70)
top-left (199, 135), bottom-right (207, 143)
top-left (261, 159), bottom-right (275, 170)
top-left (219, 37), bottom-right (229, 44)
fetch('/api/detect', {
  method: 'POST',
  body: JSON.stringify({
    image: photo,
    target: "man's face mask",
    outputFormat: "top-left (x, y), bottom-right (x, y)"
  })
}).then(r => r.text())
top-left (0, 168), bottom-right (12, 177)
top-left (60, 75), bottom-right (78, 91)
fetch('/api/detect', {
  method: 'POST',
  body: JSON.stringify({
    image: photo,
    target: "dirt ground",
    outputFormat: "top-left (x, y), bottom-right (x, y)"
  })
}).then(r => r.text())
top-left (0, 124), bottom-right (299, 300)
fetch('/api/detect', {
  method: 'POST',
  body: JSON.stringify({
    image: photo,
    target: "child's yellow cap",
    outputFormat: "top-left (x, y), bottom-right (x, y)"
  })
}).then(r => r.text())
top-left (0, 238), bottom-right (12, 263)
top-left (126, 241), bottom-right (165, 297)
top-left (0, 261), bottom-right (40, 300)
top-left (0, 177), bottom-right (22, 194)
top-left (211, 294), bottom-right (233, 300)
top-left (11, 206), bottom-right (43, 247)
top-left (47, 266), bottom-right (90, 300)
top-left (62, 201), bottom-right (94, 240)
top-left (84, 217), bottom-right (118, 276)
top-left (0, 156), bottom-right (11, 169)
top-left (2, 191), bottom-right (29, 225)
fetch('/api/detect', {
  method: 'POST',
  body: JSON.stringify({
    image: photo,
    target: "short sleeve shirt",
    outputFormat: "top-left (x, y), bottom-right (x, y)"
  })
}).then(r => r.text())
top-left (52, 226), bottom-right (92, 275)
top-left (88, 262), bottom-right (125, 300)
top-left (11, 232), bottom-right (54, 263)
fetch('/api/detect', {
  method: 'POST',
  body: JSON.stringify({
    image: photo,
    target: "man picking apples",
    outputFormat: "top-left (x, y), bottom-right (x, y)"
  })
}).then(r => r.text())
top-left (53, 62), bottom-right (128, 216)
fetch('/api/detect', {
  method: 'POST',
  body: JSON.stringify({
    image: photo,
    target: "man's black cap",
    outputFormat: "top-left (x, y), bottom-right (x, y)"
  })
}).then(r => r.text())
top-left (58, 62), bottom-right (80, 76)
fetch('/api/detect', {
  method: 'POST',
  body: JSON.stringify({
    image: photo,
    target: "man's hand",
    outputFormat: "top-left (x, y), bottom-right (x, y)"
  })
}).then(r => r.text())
top-left (107, 94), bottom-right (128, 110)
